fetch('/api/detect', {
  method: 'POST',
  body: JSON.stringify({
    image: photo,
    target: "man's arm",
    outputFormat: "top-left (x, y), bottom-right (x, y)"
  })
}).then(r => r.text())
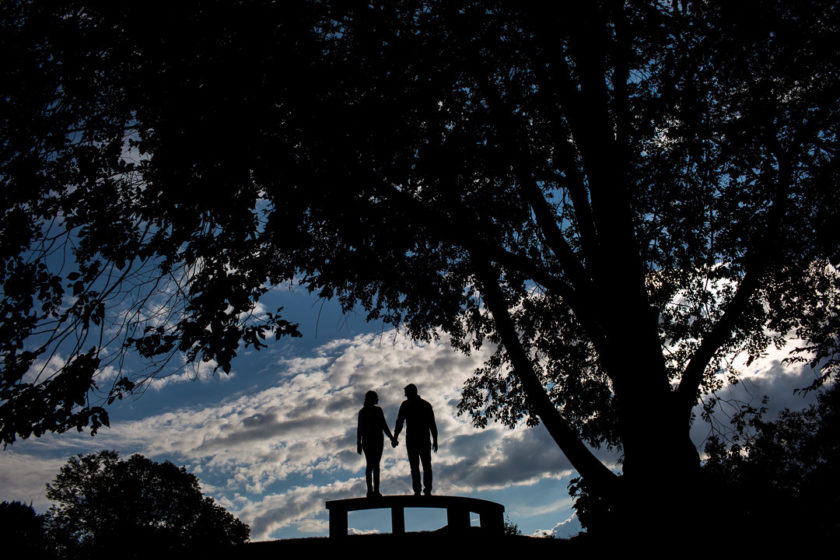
top-left (393, 402), bottom-right (405, 439)
top-left (429, 403), bottom-right (438, 452)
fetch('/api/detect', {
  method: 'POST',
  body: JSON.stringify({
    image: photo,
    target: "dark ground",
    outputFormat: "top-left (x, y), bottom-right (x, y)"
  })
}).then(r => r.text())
top-left (232, 529), bottom-right (799, 557)
top-left (238, 531), bottom-right (589, 559)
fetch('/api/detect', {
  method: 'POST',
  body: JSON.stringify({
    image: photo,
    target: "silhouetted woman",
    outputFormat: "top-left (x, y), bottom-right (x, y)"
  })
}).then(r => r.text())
top-left (357, 390), bottom-right (397, 498)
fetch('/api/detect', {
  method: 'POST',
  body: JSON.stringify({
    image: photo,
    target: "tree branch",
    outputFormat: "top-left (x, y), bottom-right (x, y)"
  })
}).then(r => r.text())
top-left (676, 148), bottom-right (793, 416)
top-left (471, 250), bottom-right (619, 495)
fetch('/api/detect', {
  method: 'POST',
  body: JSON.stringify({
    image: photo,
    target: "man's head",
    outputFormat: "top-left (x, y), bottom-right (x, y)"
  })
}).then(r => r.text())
top-left (404, 384), bottom-right (418, 398)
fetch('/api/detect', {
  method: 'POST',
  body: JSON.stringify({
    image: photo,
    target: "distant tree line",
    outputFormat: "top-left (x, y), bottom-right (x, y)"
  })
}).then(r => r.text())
top-left (0, 452), bottom-right (249, 559)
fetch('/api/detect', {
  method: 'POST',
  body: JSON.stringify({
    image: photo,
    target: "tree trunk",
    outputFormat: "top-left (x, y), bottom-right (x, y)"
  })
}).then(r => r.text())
top-left (613, 383), bottom-right (704, 541)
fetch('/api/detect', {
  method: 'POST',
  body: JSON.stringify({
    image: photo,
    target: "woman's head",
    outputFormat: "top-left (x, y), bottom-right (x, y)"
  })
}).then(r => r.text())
top-left (364, 390), bottom-right (378, 406)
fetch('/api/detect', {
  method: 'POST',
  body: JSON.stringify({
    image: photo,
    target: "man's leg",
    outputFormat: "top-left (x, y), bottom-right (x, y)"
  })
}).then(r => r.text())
top-left (407, 446), bottom-right (422, 495)
top-left (419, 445), bottom-right (433, 495)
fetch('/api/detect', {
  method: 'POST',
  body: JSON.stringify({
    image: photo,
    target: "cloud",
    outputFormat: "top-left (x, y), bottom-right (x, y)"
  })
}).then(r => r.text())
top-left (0, 451), bottom-right (67, 512)
top-left (437, 427), bottom-right (575, 493)
top-left (142, 357), bottom-right (235, 391)
top-left (22, 354), bottom-right (67, 385)
top-left (238, 479), bottom-right (360, 538)
top-left (691, 338), bottom-right (824, 447)
top-left (541, 513), bottom-right (583, 539)
top-left (0, 326), bottom-right (821, 541)
top-left (0, 329), bottom-right (507, 539)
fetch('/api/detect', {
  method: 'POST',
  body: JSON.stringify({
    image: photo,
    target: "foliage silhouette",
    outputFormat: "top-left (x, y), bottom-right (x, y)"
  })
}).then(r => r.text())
top-left (571, 382), bottom-right (840, 540)
top-left (702, 383), bottom-right (840, 539)
top-left (1, 0), bottom-right (839, 536)
top-left (0, 500), bottom-right (51, 558)
top-left (503, 515), bottom-right (522, 537)
top-left (45, 451), bottom-right (248, 558)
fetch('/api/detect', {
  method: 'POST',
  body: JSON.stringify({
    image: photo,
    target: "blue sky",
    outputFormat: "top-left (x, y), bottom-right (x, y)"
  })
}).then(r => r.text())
top-left (0, 280), bottom-right (823, 540)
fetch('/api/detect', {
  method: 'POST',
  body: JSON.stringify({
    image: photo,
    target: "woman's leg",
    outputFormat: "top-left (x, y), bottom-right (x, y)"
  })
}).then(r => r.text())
top-left (364, 444), bottom-right (384, 496)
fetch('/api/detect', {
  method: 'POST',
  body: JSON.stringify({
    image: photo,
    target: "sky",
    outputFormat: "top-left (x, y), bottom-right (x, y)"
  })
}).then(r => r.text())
top-left (0, 281), bottom-right (825, 541)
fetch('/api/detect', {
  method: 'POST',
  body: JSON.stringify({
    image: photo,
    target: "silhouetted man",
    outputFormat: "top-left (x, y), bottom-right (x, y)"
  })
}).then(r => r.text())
top-left (393, 383), bottom-right (438, 496)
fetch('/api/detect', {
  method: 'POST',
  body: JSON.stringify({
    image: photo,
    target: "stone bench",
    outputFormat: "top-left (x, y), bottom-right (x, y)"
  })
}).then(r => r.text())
top-left (325, 495), bottom-right (505, 538)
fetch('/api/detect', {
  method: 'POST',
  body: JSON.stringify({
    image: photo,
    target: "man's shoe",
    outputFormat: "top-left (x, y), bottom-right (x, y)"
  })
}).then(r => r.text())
top-left (423, 489), bottom-right (432, 496)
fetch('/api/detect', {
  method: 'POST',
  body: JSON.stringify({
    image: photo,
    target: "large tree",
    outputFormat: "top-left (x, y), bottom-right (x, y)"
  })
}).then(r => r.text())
top-left (45, 451), bottom-right (249, 557)
top-left (2, 0), bottom-right (839, 535)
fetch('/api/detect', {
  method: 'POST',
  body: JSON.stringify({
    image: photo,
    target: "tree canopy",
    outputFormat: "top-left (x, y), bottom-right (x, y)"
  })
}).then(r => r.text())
top-left (2, 0), bottom-right (839, 535)
top-left (44, 451), bottom-right (249, 557)
top-left (0, 500), bottom-right (50, 558)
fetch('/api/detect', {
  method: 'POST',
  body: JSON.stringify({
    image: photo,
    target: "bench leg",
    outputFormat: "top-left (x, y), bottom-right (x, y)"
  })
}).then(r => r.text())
top-left (329, 509), bottom-right (348, 539)
top-left (391, 506), bottom-right (405, 535)
top-left (447, 507), bottom-right (470, 533)
top-left (479, 510), bottom-right (505, 535)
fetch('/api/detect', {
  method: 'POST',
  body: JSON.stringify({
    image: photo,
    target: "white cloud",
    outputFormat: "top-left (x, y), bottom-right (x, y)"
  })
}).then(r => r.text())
top-left (691, 337), bottom-right (823, 448)
top-left (141, 357), bottom-right (235, 391)
top-left (22, 354), bottom-right (67, 384)
top-left (541, 513), bottom-right (583, 539)
top-left (238, 479), bottom-right (359, 538)
top-left (1, 325), bottom-right (820, 542)
top-left (1, 329), bottom-right (510, 539)
top-left (0, 451), bottom-right (67, 512)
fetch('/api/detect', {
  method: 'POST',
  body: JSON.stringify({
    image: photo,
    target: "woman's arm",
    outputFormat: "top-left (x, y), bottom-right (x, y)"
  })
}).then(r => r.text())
top-left (379, 407), bottom-right (396, 443)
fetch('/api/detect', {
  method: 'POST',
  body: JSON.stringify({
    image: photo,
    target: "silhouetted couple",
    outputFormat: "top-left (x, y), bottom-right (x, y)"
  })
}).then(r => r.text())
top-left (357, 384), bottom-right (438, 498)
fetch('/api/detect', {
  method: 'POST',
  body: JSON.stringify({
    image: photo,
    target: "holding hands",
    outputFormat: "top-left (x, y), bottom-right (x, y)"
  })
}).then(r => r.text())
top-left (391, 436), bottom-right (399, 448)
